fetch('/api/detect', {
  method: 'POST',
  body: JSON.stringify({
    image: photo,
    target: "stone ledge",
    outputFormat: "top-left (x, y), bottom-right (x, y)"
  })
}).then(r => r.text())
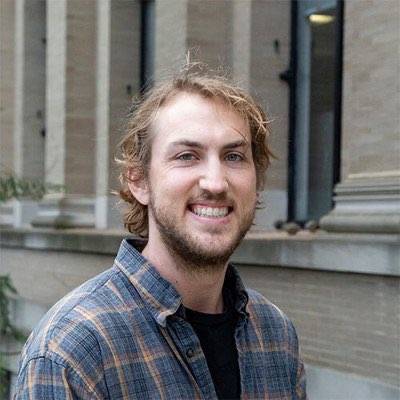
top-left (0, 227), bottom-right (399, 276)
top-left (0, 227), bottom-right (145, 255)
top-left (234, 231), bottom-right (399, 276)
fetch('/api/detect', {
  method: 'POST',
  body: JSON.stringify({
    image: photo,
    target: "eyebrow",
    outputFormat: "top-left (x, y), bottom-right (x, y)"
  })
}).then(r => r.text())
top-left (167, 139), bottom-right (249, 152)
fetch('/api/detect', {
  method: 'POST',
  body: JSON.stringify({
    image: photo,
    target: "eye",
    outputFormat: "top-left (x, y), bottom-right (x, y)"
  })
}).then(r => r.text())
top-left (177, 152), bottom-right (196, 161)
top-left (225, 153), bottom-right (244, 162)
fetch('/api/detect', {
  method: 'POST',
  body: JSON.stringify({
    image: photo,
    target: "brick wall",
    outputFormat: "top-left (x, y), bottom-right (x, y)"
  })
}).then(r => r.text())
top-left (238, 265), bottom-right (400, 387)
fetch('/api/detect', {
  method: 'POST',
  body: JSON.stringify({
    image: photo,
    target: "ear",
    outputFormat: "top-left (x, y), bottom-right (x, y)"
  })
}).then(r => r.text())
top-left (127, 169), bottom-right (150, 206)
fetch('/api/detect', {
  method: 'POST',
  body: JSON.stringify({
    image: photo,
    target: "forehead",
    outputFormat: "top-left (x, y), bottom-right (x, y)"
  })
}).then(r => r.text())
top-left (150, 92), bottom-right (250, 148)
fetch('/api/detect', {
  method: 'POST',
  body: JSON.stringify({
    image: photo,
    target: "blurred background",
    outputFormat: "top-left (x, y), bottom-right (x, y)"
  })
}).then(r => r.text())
top-left (0, 0), bottom-right (399, 398)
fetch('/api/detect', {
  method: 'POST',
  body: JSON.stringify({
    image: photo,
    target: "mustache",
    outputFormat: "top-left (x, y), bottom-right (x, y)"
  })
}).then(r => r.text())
top-left (188, 191), bottom-right (235, 206)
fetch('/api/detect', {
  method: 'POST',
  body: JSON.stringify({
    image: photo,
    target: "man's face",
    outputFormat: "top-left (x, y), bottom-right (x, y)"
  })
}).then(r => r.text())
top-left (143, 92), bottom-right (257, 268)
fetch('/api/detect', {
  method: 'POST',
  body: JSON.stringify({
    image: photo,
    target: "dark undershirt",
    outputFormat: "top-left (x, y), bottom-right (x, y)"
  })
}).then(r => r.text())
top-left (185, 291), bottom-right (240, 400)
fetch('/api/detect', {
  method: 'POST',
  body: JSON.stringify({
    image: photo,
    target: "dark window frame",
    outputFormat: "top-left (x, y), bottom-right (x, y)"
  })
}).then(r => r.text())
top-left (284, 0), bottom-right (344, 224)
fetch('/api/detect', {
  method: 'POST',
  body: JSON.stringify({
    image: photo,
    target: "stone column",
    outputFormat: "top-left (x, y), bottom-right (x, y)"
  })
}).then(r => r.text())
top-left (95, 0), bottom-right (141, 229)
top-left (320, 0), bottom-right (400, 234)
top-left (32, 0), bottom-right (97, 228)
top-left (232, 0), bottom-right (251, 91)
top-left (12, 0), bottom-right (45, 227)
top-left (153, 0), bottom-right (188, 82)
top-left (249, 0), bottom-right (290, 230)
top-left (186, 0), bottom-right (233, 68)
top-left (153, 0), bottom-right (233, 80)
top-left (0, 0), bottom-right (16, 226)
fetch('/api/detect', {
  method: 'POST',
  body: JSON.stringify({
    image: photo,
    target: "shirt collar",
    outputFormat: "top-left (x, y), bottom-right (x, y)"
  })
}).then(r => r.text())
top-left (224, 264), bottom-right (249, 319)
top-left (114, 239), bottom-right (249, 327)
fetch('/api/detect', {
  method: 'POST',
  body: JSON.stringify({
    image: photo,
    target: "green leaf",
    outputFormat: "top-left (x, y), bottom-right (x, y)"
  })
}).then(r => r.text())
top-left (0, 174), bottom-right (65, 203)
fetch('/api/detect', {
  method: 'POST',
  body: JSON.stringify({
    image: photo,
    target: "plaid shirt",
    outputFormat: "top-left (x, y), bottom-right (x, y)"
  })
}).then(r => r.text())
top-left (15, 239), bottom-right (307, 399)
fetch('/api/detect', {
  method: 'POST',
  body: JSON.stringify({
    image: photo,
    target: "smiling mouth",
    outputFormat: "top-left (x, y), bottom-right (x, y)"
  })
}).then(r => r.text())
top-left (189, 205), bottom-right (233, 218)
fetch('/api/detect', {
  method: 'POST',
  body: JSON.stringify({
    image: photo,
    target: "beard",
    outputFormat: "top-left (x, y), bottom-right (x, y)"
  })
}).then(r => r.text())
top-left (149, 193), bottom-right (256, 273)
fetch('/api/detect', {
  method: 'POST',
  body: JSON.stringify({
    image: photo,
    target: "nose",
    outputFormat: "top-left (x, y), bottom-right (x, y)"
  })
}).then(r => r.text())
top-left (199, 158), bottom-right (228, 194)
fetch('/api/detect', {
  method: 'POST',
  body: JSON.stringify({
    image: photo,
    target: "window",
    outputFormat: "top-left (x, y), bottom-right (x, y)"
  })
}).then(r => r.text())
top-left (287, 0), bottom-right (343, 224)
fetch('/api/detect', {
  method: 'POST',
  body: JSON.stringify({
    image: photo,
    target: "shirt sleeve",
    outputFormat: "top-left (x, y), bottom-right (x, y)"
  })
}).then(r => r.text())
top-left (286, 318), bottom-right (307, 400)
top-left (295, 354), bottom-right (307, 400)
top-left (13, 356), bottom-right (102, 400)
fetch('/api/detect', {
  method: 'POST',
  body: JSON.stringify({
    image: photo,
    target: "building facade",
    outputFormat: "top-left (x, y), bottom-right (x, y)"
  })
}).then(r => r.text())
top-left (0, 0), bottom-right (399, 398)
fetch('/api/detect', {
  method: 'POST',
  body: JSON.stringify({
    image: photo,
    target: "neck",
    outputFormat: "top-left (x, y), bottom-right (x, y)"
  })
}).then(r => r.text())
top-left (142, 239), bottom-right (228, 314)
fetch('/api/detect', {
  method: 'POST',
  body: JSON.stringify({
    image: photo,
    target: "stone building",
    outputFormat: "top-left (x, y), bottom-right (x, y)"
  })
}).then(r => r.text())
top-left (0, 0), bottom-right (399, 398)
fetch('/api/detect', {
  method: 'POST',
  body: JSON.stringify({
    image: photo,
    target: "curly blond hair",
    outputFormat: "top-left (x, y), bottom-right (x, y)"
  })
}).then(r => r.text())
top-left (117, 62), bottom-right (273, 236)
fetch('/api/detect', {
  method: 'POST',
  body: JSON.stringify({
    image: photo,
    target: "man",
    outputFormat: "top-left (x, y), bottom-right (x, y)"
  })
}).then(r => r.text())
top-left (15, 64), bottom-right (307, 399)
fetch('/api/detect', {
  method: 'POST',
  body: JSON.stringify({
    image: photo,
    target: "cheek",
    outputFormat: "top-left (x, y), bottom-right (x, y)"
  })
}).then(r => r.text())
top-left (152, 168), bottom-right (196, 198)
top-left (242, 176), bottom-right (258, 208)
top-left (233, 169), bottom-right (257, 192)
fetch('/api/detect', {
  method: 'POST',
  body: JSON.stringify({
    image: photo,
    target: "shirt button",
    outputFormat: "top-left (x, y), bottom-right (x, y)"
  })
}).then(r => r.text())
top-left (186, 348), bottom-right (194, 358)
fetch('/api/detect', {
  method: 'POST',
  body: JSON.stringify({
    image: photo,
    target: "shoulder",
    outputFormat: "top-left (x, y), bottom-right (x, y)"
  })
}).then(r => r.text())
top-left (246, 288), bottom-right (288, 321)
top-left (19, 266), bottom-right (131, 372)
top-left (245, 288), bottom-right (299, 345)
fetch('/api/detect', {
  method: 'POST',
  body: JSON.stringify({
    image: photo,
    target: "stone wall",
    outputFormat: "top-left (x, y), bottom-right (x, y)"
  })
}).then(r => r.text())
top-left (239, 264), bottom-right (400, 387)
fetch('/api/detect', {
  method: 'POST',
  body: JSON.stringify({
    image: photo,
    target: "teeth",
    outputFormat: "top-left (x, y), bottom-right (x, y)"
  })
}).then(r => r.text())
top-left (192, 206), bottom-right (229, 218)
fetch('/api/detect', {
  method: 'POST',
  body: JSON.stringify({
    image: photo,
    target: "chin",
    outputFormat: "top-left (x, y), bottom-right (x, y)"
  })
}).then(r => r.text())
top-left (165, 229), bottom-right (245, 269)
top-left (150, 199), bottom-right (253, 269)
